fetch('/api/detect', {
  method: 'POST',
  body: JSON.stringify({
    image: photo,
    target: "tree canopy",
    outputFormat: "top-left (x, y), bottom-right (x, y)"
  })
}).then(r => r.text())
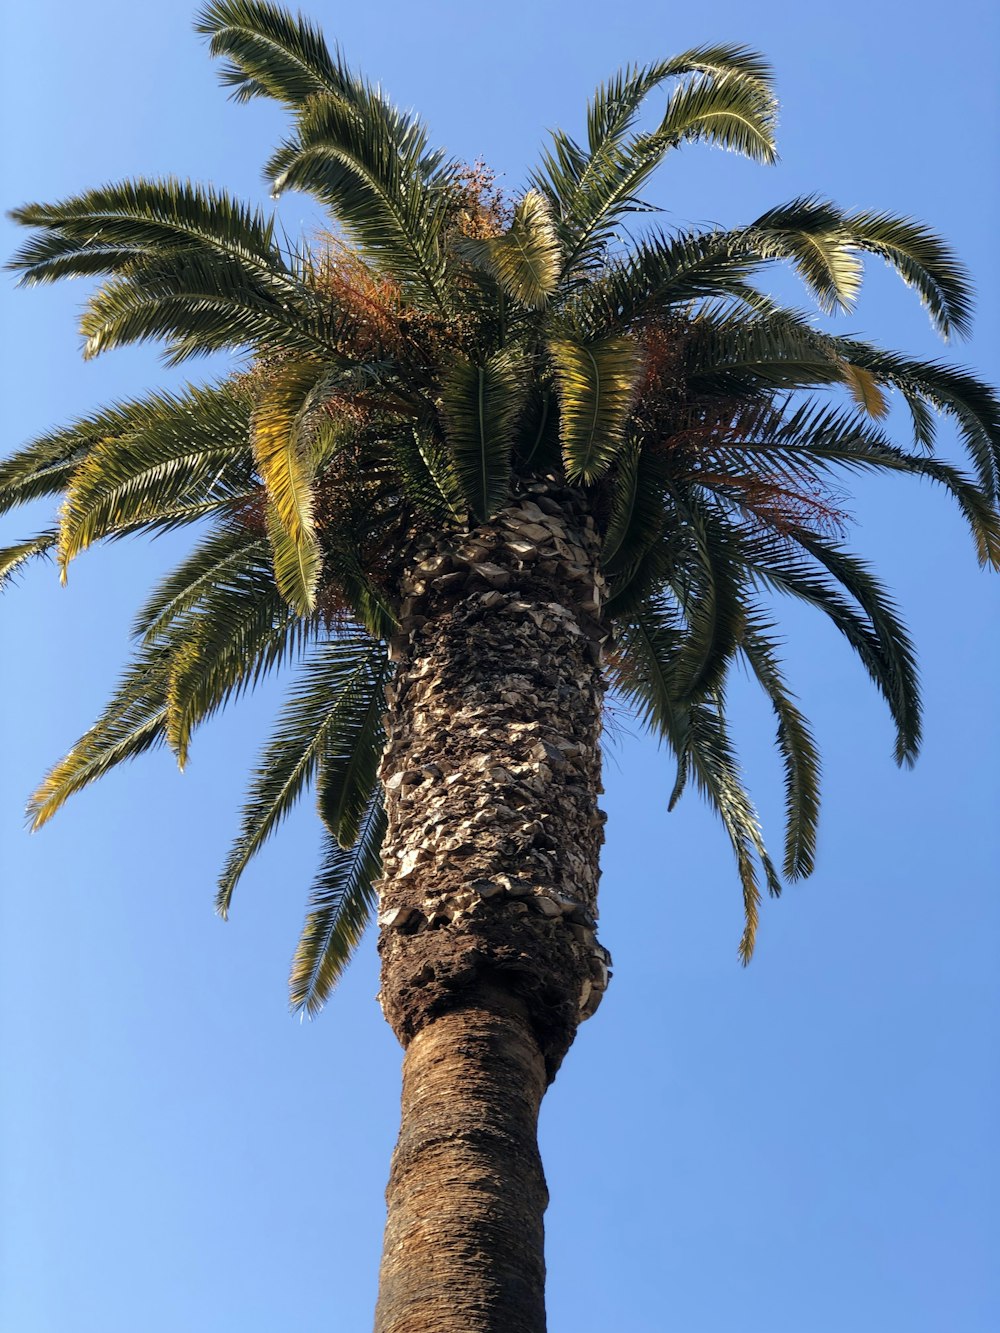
top-left (5, 0), bottom-right (999, 1010)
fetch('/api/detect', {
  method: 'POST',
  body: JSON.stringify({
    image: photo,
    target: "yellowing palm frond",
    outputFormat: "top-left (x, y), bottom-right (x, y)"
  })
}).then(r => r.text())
top-left (549, 335), bottom-right (643, 482)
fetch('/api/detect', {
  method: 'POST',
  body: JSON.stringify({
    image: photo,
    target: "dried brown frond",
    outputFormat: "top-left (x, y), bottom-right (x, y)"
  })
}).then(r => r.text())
top-left (230, 488), bottom-right (269, 536)
top-left (310, 237), bottom-right (415, 362)
top-left (313, 580), bottom-right (356, 634)
top-left (698, 471), bottom-right (851, 538)
top-left (628, 320), bottom-right (695, 443)
top-left (447, 160), bottom-right (511, 240)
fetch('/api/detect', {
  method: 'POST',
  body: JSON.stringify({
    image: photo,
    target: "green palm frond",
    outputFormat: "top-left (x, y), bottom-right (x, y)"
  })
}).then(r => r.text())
top-left (289, 794), bottom-right (386, 1015)
top-left (601, 441), bottom-right (668, 578)
top-left (266, 501), bottom-right (323, 616)
top-left (0, 530), bottom-right (59, 587)
top-left (266, 89), bottom-right (453, 307)
top-left (28, 646), bottom-right (173, 830)
top-left (57, 463), bottom-right (258, 573)
top-left (613, 605), bottom-right (779, 961)
top-left (831, 341), bottom-right (1000, 498)
top-left (162, 547), bottom-right (310, 768)
top-left (744, 198), bottom-right (864, 313)
top-left (582, 46), bottom-right (773, 161)
top-left (319, 546), bottom-right (399, 642)
top-left (133, 525), bottom-right (266, 643)
top-left (8, 178), bottom-right (282, 284)
top-left (655, 69), bottom-right (777, 162)
top-left (610, 594), bottom-right (685, 738)
top-left (759, 408), bottom-right (1000, 567)
top-left (843, 211), bottom-right (973, 339)
top-left (77, 250), bottom-right (334, 364)
top-left (0, 442), bottom-right (83, 515)
top-left (56, 380), bottom-right (253, 574)
top-left (316, 645), bottom-right (391, 846)
top-left (578, 228), bottom-right (761, 334)
top-left (196, 0), bottom-right (356, 105)
top-left (739, 610), bottom-right (821, 879)
top-left (665, 493), bottom-right (746, 700)
top-left (538, 46), bottom-right (776, 278)
top-left (681, 692), bottom-right (781, 963)
top-left (742, 530), bottom-right (922, 766)
top-left (0, 391), bottom-right (224, 517)
top-left (685, 306), bottom-right (846, 395)
top-left (440, 349), bottom-right (526, 519)
top-left (549, 335), bottom-right (643, 481)
top-left (215, 636), bottom-right (385, 915)
top-left (251, 359), bottom-right (327, 611)
top-left (794, 533), bottom-right (921, 765)
top-left (386, 428), bottom-right (466, 525)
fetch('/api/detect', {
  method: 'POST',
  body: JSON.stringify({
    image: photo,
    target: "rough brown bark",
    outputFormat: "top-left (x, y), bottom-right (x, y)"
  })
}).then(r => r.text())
top-left (372, 480), bottom-right (611, 1330)
top-left (374, 986), bottom-right (549, 1333)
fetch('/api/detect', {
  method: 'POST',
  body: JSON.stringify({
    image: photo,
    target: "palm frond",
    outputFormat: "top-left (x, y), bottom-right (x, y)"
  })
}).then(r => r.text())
top-left (321, 545), bottom-right (399, 641)
top-left (8, 177), bottom-right (281, 283)
top-left (459, 191), bottom-right (562, 310)
top-left (316, 645), bottom-right (391, 847)
top-left (0, 389), bottom-right (232, 516)
top-left (196, 0), bottom-right (355, 105)
top-left (665, 491), bottom-right (747, 700)
top-left (252, 359), bottom-right (334, 613)
top-left (133, 525), bottom-right (266, 643)
top-left (538, 46), bottom-right (776, 277)
top-left (685, 307), bottom-right (846, 396)
top-left (0, 530), bottom-right (59, 587)
top-left (440, 349), bottom-right (526, 518)
top-left (161, 548), bottom-right (309, 768)
top-left (549, 335), bottom-right (643, 481)
top-left (656, 69), bottom-right (777, 163)
top-left (56, 379), bottom-right (253, 574)
top-left (766, 409), bottom-right (1000, 567)
top-left (839, 361), bottom-right (889, 418)
top-left (386, 427), bottom-right (466, 525)
top-left (681, 692), bottom-right (781, 962)
top-left (601, 441), bottom-right (668, 577)
top-left (578, 228), bottom-right (760, 334)
top-left (832, 341), bottom-right (1000, 499)
top-left (794, 532), bottom-right (921, 765)
top-left (739, 610), bottom-right (821, 878)
top-left (289, 795), bottom-right (386, 1015)
top-left (266, 90), bottom-right (453, 308)
top-left (742, 530), bottom-right (922, 766)
top-left (843, 210), bottom-right (973, 339)
top-left (613, 605), bottom-right (780, 961)
top-left (744, 198), bottom-right (863, 313)
top-left (215, 636), bottom-right (385, 915)
top-left (77, 250), bottom-right (333, 364)
top-left (28, 646), bottom-right (172, 830)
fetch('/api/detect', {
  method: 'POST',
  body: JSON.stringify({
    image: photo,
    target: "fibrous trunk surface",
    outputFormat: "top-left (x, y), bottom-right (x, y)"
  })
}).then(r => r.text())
top-left (374, 988), bottom-right (549, 1333)
top-left (374, 480), bottom-right (610, 1331)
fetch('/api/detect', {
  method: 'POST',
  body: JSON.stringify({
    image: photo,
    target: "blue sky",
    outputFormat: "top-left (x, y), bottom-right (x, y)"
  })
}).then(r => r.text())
top-left (1, 2), bottom-right (997, 1330)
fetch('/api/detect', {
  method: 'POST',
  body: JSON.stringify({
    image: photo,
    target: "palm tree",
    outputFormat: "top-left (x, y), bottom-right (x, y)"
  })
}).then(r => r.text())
top-left (5, 3), bottom-right (999, 1328)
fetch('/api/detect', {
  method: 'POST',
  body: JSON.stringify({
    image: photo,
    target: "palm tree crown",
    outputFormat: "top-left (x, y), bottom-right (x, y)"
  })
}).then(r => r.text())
top-left (5, 0), bottom-right (999, 1013)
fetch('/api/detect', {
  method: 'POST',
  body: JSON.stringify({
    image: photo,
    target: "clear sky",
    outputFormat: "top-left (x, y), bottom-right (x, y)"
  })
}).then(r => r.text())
top-left (1, 2), bottom-right (997, 1330)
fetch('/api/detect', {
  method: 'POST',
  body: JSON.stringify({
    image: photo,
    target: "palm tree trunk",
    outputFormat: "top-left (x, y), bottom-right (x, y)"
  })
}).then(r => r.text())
top-left (374, 985), bottom-right (548, 1332)
top-left (373, 482), bottom-right (610, 1331)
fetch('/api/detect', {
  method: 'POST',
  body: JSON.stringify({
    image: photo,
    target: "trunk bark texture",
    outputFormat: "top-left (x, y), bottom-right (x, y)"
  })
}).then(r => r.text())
top-left (374, 987), bottom-right (548, 1333)
top-left (373, 480), bottom-right (610, 1331)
